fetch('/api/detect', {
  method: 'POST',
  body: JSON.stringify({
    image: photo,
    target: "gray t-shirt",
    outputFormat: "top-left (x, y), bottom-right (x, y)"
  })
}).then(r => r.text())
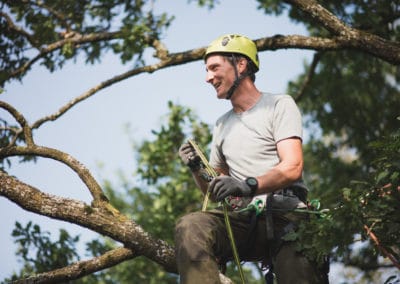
top-left (209, 92), bottom-right (303, 208)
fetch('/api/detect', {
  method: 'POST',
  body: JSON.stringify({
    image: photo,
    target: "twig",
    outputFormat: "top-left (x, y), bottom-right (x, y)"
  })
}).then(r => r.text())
top-left (294, 51), bottom-right (322, 102)
top-left (364, 224), bottom-right (400, 270)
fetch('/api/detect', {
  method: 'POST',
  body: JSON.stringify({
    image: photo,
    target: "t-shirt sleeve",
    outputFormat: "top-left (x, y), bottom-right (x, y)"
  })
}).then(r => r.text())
top-left (272, 95), bottom-right (303, 142)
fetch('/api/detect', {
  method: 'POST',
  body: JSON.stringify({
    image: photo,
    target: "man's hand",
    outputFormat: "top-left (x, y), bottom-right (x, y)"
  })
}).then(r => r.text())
top-left (178, 142), bottom-right (201, 171)
top-left (209, 176), bottom-right (252, 202)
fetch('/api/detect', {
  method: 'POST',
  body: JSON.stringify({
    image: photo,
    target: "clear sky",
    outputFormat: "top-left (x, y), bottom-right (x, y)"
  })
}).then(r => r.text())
top-left (0, 0), bottom-right (330, 280)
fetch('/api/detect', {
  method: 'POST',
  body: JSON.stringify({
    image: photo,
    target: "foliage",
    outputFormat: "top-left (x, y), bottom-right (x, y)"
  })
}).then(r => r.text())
top-left (290, 124), bottom-right (400, 283)
top-left (255, 0), bottom-right (400, 276)
top-left (2, 221), bottom-right (80, 283)
top-left (109, 101), bottom-right (212, 241)
top-left (87, 102), bottom-right (211, 283)
top-left (0, 0), bottom-right (175, 84)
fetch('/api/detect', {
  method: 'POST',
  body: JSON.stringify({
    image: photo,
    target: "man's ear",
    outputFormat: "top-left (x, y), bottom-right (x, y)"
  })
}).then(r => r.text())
top-left (237, 57), bottom-right (248, 74)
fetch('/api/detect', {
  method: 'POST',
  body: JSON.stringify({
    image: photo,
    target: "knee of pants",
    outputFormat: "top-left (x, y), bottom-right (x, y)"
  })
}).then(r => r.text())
top-left (175, 212), bottom-right (216, 261)
top-left (175, 212), bottom-right (213, 244)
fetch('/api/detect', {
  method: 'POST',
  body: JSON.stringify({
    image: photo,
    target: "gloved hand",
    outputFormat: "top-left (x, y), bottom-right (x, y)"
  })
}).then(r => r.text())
top-left (178, 142), bottom-right (201, 171)
top-left (209, 176), bottom-right (252, 202)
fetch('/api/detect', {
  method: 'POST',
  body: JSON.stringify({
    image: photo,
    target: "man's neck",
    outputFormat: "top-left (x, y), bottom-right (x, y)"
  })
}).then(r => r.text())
top-left (230, 80), bottom-right (261, 113)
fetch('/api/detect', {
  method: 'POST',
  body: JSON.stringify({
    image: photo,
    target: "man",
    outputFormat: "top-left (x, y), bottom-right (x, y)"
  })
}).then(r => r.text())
top-left (176, 34), bottom-right (328, 284)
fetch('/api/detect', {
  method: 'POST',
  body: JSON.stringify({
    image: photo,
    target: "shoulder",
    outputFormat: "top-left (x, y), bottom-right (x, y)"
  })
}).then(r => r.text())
top-left (260, 92), bottom-right (296, 106)
top-left (260, 93), bottom-right (300, 115)
top-left (215, 109), bottom-right (234, 126)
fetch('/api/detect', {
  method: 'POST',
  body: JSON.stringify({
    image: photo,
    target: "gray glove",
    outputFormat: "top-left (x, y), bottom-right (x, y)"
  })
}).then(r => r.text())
top-left (178, 142), bottom-right (201, 171)
top-left (209, 176), bottom-right (252, 202)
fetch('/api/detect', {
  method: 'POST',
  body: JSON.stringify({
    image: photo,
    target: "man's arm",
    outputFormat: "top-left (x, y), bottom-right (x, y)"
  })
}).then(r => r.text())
top-left (255, 137), bottom-right (303, 195)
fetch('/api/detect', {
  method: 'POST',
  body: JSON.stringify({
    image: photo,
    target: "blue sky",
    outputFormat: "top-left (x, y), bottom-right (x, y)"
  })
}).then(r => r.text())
top-left (0, 0), bottom-right (321, 280)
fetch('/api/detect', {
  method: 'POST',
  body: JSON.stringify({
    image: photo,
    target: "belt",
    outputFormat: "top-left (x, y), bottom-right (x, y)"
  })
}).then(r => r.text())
top-left (274, 187), bottom-right (307, 203)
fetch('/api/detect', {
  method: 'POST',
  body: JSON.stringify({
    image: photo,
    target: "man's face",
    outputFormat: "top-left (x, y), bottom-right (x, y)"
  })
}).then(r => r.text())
top-left (205, 54), bottom-right (236, 99)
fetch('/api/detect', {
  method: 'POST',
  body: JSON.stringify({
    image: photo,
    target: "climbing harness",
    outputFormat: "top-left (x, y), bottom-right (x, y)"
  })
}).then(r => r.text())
top-left (188, 139), bottom-right (247, 284)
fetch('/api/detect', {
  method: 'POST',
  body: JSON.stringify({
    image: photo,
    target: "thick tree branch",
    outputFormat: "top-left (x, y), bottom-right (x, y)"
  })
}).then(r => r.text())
top-left (283, 0), bottom-right (349, 36)
top-left (0, 172), bottom-right (177, 274)
top-left (283, 0), bottom-right (400, 64)
top-left (254, 34), bottom-right (400, 64)
top-left (13, 247), bottom-right (137, 284)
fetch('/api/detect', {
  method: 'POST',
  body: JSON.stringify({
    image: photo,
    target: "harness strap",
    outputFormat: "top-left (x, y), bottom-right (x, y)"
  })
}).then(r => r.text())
top-left (264, 221), bottom-right (298, 284)
top-left (266, 193), bottom-right (274, 241)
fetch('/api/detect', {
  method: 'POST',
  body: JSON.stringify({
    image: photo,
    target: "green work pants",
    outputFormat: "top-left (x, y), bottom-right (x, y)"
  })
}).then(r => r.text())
top-left (175, 208), bottom-right (328, 284)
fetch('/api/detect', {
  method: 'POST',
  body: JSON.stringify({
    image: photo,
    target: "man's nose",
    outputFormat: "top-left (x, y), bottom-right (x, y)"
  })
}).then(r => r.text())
top-left (206, 71), bottom-right (214, 83)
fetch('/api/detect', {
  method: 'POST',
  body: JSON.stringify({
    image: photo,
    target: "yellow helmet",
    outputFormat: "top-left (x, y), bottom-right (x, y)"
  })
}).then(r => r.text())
top-left (205, 34), bottom-right (259, 71)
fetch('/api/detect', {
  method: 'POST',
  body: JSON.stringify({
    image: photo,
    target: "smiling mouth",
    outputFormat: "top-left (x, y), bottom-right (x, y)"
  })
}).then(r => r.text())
top-left (214, 83), bottom-right (221, 90)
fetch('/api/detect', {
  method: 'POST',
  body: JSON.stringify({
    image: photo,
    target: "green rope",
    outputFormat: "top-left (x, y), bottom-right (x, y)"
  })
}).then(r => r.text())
top-left (235, 198), bottom-right (329, 218)
top-left (188, 139), bottom-right (246, 284)
top-left (188, 139), bottom-right (215, 211)
top-left (223, 203), bottom-right (247, 283)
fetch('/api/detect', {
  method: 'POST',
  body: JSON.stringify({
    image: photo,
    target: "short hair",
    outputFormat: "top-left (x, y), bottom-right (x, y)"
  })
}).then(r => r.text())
top-left (225, 54), bottom-right (257, 82)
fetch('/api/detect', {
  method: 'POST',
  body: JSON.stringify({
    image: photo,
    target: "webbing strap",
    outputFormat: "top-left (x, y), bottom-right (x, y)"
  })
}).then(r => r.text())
top-left (266, 194), bottom-right (274, 241)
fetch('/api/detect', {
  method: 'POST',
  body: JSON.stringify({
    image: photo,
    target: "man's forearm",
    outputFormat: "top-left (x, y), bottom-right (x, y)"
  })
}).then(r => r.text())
top-left (191, 170), bottom-right (211, 195)
top-left (255, 161), bottom-right (303, 195)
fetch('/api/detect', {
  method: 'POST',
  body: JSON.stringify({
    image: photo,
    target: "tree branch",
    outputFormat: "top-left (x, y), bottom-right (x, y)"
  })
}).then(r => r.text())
top-left (0, 144), bottom-right (109, 205)
top-left (0, 100), bottom-right (33, 146)
top-left (7, 31), bottom-right (122, 81)
top-left (13, 247), bottom-right (137, 284)
top-left (0, 171), bottom-right (177, 274)
top-left (26, 0), bottom-right (72, 32)
top-left (0, 11), bottom-right (38, 47)
top-left (283, 0), bottom-right (349, 36)
top-left (31, 46), bottom-right (205, 129)
top-left (294, 51), bottom-right (322, 102)
top-left (364, 224), bottom-right (400, 270)
top-left (283, 0), bottom-right (400, 64)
